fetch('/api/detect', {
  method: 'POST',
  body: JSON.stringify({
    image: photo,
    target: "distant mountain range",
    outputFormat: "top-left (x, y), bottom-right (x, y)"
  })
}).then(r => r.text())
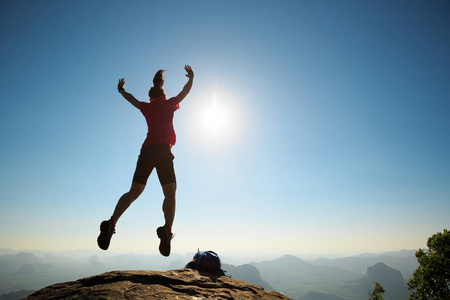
top-left (222, 263), bottom-right (273, 291)
top-left (0, 249), bottom-right (418, 300)
top-left (310, 249), bottom-right (417, 280)
top-left (250, 253), bottom-right (415, 299)
top-left (366, 262), bottom-right (409, 300)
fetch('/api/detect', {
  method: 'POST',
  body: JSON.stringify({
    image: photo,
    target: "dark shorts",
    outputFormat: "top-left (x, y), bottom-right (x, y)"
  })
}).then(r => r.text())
top-left (132, 143), bottom-right (176, 185)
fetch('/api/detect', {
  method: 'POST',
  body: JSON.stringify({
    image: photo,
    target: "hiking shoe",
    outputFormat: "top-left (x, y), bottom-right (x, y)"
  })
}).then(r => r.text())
top-left (157, 225), bottom-right (173, 257)
top-left (97, 219), bottom-right (115, 250)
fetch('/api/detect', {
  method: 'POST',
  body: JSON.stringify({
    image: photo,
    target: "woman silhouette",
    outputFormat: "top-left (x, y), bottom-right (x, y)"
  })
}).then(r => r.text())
top-left (97, 65), bottom-right (194, 256)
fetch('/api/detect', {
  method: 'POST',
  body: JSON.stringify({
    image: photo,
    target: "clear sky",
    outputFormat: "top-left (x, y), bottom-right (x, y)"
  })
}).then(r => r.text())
top-left (1, 0), bottom-right (449, 259)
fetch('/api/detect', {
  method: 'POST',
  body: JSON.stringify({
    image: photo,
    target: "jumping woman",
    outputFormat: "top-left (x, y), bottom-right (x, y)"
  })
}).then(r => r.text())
top-left (97, 65), bottom-right (194, 256)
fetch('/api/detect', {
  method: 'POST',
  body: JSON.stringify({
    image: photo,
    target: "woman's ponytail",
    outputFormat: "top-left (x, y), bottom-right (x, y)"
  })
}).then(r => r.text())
top-left (153, 69), bottom-right (165, 88)
top-left (149, 69), bottom-right (166, 98)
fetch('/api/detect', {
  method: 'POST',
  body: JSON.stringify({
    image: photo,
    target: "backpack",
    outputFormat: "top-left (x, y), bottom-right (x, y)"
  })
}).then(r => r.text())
top-left (185, 250), bottom-right (226, 276)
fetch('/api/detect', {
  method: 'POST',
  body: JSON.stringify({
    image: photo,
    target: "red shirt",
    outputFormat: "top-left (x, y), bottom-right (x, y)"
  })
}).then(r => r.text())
top-left (139, 95), bottom-right (179, 147)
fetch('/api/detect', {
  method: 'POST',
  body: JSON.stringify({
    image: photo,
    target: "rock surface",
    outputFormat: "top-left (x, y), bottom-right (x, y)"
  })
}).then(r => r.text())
top-left (25, 268), bottom-right (291, 299)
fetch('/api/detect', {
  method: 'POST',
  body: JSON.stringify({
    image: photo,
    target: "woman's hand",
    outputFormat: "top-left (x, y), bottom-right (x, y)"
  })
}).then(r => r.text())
top-left (118, 78), bottom-right (125, 92)
top-left (184, 65), bottom-right (194, 79)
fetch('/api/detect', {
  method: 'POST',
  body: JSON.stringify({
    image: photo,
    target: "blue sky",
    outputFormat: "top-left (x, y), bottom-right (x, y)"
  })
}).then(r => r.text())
top-left (1, 0), bottom-right (449, 258)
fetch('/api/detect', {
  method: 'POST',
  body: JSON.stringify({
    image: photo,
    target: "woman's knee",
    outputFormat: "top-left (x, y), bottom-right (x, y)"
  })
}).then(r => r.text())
top-left (129, 182), bottom-right (146, 198)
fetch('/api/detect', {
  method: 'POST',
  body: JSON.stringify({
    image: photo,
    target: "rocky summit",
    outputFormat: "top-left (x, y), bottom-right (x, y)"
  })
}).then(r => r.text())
top-left (24, 268), bottom-right (290, 299)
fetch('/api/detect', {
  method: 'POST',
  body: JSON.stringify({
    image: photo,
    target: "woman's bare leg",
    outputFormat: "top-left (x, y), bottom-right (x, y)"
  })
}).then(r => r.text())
top-left (112, 182), bottom-right (145, 223)
top-left (161, 183), bottom-right (176, 229)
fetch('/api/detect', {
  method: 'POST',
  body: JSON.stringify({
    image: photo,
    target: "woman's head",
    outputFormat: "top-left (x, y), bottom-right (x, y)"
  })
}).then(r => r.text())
top-left (149, 69), bottom-right (166, 98)
top-left (149, 86), bottom-right (165, 99)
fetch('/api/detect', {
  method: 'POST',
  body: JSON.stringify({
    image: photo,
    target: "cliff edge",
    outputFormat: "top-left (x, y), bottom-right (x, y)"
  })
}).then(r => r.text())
top-left (24, 268), bottom-right (290, 299)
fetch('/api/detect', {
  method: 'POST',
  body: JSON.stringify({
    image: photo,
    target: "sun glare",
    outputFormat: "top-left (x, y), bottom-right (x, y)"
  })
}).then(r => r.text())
top-left (201, 102), bottom-right (228, 138)
top-left (189, 90), bottom-right (242, 150)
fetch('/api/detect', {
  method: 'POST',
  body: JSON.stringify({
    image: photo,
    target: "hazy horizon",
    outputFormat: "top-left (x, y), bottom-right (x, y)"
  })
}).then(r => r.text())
top-left (0, 246), bottom-right (419, 265)
top-left (1, 1), bottom-right (449, 260)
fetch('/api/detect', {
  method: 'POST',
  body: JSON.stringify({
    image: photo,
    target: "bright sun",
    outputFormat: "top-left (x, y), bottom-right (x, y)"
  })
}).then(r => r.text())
top-left (189, 90), bottom-right (242, 150)
top-left (201, 103), bottom-right (228, 138)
